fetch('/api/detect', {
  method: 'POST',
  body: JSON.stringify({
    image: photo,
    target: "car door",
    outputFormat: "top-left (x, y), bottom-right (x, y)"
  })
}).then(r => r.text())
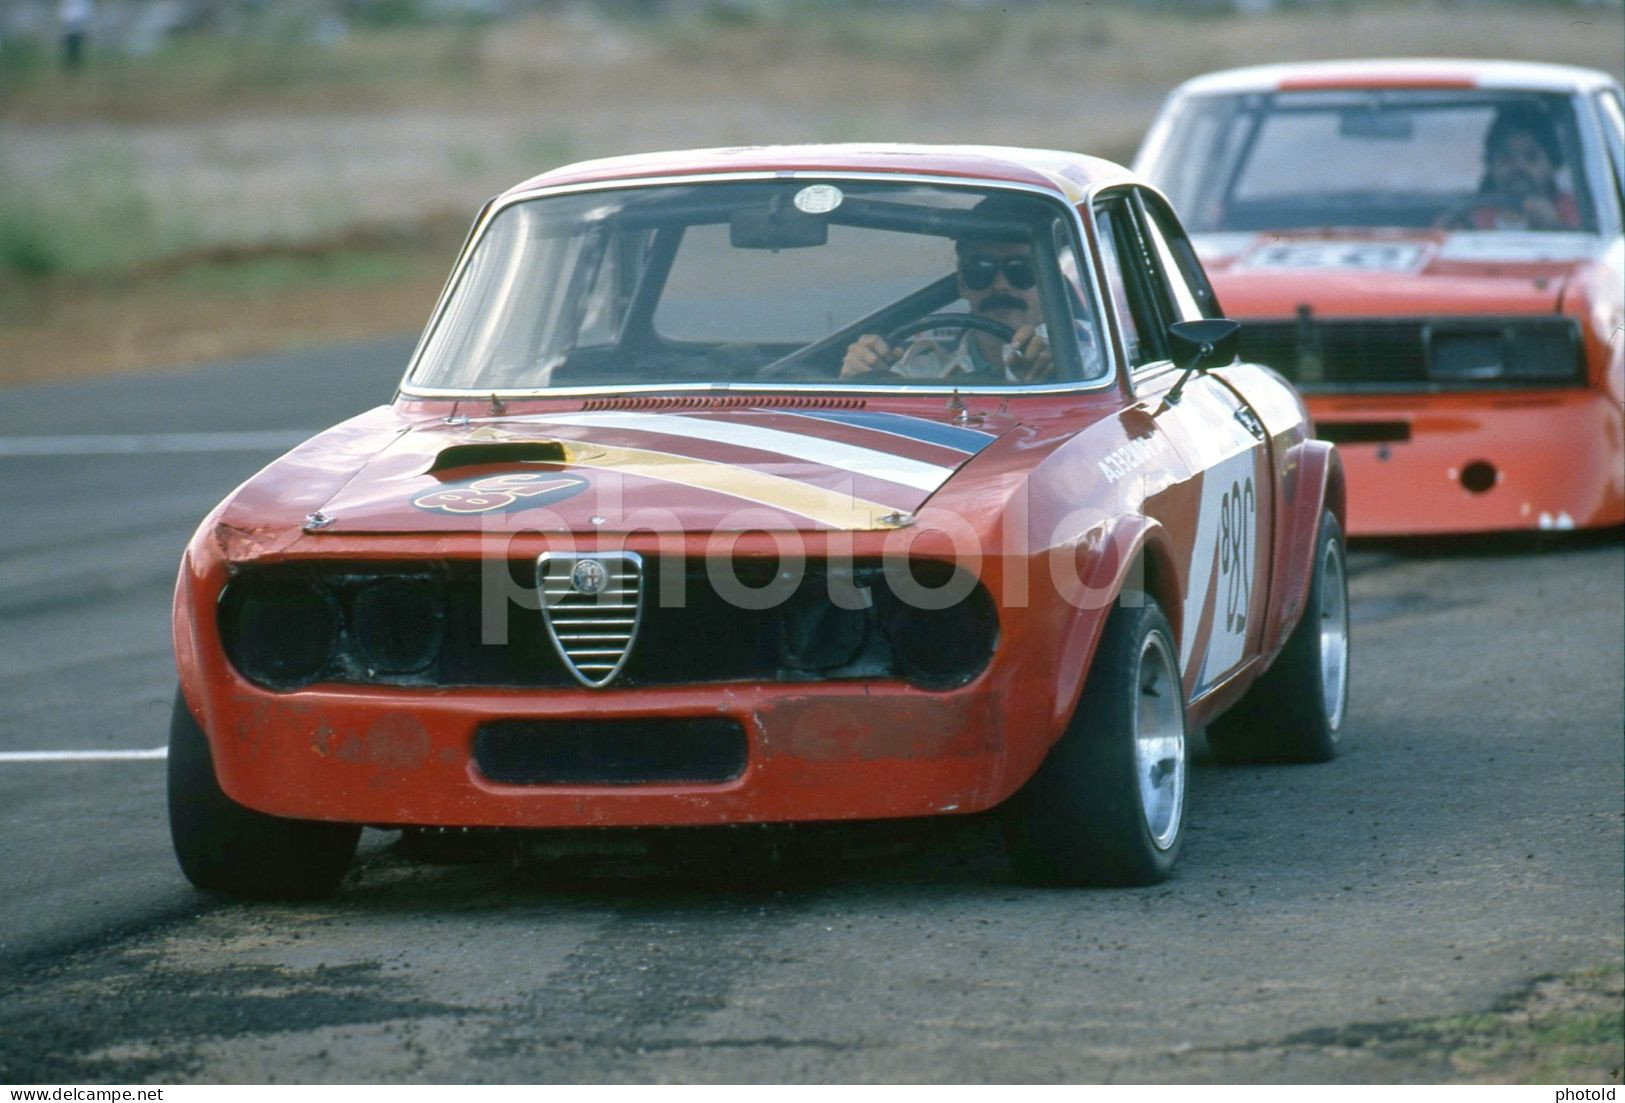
top-left (1092, 188), bottom-right (1274, 700)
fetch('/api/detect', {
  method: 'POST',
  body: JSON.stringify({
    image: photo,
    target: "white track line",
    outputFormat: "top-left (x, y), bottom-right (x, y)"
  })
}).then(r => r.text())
top-left (0, 431), bottom-right (312, 457)
top-left (0, 747), bottom-right (168, 762)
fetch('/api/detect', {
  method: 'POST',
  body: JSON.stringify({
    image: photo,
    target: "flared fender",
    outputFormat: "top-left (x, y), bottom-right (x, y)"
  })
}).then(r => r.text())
top-left (1044, 514), bottom-right (1185, 734)
top-left (1262, 440), bottom-right (1345, 660)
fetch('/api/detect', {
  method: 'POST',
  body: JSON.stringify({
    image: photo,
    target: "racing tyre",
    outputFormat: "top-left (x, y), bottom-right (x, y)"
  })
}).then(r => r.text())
top-left (167, 690), bottom-right (360, 899)
top-left (1003, 596), bottom-right (1186, 886)
top-left (1207, 509), bottom-right (1349, 764)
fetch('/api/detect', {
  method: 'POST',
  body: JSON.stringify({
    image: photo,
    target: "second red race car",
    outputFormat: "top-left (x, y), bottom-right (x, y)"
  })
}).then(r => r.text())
top-left (1137, 60), bottom-right (1624, 536)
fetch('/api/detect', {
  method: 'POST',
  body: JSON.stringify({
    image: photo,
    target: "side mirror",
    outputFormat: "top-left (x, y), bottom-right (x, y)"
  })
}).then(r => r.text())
top-left (1158, 319), bottom-right (1241, 411)
top-left (1167, 318), bottom-right (1241, 372)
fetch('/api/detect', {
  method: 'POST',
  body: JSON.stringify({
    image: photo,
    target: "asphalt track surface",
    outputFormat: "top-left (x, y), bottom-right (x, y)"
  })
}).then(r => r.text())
top-left (0, 338), bottom-right (1620, 1083)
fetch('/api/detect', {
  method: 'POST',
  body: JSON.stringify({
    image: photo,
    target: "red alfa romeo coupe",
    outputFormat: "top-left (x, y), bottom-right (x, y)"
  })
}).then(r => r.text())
top-left (169, 145), bottom-right (1348, 897)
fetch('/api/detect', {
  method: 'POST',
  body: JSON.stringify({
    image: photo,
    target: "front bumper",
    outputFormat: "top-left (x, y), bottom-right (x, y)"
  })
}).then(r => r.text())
top-left (188, 679), bottom-right (1019, 828)
top-left (1310, 388), bottom-right (1623, 536)
top-left (174, 525), bottom-right (1094, 829)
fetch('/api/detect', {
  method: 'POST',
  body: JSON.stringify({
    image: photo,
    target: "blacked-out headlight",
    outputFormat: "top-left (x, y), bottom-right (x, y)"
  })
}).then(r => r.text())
top-left (218, 576), bottom-right (340, 688)
top-left (777, 580), bottom-right (869, 673)
top-left (1428, 321), bottom-right (1582, 385)
top-left (877, 563), bottom-right (998, 689)
top-left (347, 577), bottom-right (445, 675)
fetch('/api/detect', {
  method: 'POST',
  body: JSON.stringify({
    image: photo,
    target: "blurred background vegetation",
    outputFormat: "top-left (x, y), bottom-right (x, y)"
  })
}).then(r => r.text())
top-left (0, 0), bottom-right (1620, 380)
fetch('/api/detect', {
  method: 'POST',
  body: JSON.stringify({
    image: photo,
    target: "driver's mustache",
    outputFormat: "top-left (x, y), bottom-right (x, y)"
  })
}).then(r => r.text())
top-left (978, 293), bottom-right (1027, 313)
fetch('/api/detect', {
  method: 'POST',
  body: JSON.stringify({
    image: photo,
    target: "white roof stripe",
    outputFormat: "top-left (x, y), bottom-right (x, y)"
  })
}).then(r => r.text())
top-left (498, 411), bottom-right (956, 492)
top-left (1171, 59), bottom-right (1620, 98)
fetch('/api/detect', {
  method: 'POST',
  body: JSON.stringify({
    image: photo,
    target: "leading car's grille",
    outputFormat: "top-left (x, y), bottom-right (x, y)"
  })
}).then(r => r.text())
top-left (538, 551), bottom-right (644, 688)
top-left (218, 558), bottom-right (997, 692)
top-left (1238, 316), bottom-right (1582, 391)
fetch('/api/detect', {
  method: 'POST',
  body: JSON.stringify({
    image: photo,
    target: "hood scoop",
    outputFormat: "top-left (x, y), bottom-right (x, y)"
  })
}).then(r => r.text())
top-left (578, 395), bottom-right (867, 412)
top-left (428, 441), bottom-right (567, 474)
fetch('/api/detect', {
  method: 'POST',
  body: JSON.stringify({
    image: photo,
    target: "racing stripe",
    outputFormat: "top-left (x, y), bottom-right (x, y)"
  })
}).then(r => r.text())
top-left (771, 410), bottom-right (997, 455)
top-left (691, 409), bottom-right (976, 469)
top-left (554, 440), bottom-right (900, 530)
top-left (500, 411), bottom-right (955, 493)
top-left (460, 420), bottom-right (928, 509)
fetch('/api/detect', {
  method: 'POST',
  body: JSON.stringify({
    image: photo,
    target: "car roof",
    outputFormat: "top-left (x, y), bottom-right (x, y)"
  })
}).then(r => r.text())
top-left (498, 143), bottom-right (1137, 202)
top-left (1168, 58), bottom-right (1621, 97)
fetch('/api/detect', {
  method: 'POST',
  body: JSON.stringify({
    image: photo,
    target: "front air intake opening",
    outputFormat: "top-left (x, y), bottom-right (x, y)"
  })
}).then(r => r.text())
top-left (473, 717), bottom-right (748, 785)
top-left (1460, 461), bottom-right (1498, 495)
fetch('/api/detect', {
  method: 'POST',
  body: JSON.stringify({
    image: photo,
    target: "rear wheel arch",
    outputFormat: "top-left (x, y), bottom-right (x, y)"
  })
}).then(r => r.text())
top-left (1323, 447), bottom-right (1348, 534)
top-left (1265, 440), bottom-right (1343, 656)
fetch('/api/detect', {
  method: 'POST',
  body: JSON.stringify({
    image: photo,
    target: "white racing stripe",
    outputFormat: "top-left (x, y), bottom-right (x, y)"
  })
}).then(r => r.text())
top-left (0, 746), bottom-right (168, 762)
top-left (0, 431), bottom-right (312, 457)
top-left (497, 411), bottom-right (956, 493)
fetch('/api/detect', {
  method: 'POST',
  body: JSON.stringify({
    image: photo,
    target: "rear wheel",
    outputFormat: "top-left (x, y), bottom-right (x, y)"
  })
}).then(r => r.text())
top-left (1207, 509), bottom-right (1349, 764)
top-left (167, 690), bottom-right (359, 899)
top-left (1004, 596), bottom-right (1187, 886)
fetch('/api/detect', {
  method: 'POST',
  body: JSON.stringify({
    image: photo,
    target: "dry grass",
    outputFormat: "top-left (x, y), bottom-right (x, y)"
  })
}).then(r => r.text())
top-left (0, 241), bottom-right (455, 386)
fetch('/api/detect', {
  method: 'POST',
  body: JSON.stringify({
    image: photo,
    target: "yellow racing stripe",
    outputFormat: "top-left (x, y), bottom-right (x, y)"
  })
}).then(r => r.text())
top-left (556, 441), bottom-right (904, 530)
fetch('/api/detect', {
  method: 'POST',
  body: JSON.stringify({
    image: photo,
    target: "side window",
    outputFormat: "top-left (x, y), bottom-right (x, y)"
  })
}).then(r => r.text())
top-left (1139, 194), bottom-right (1222, 320)
top-left (1595, 89), bottom-right (1625, 206)
top-left (1092, 194), bottom-right (1171, 368)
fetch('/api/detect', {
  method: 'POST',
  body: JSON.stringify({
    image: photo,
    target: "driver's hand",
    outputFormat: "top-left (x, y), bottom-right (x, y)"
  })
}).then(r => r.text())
top-left (1520, 194), bottom-right (1564, 229)
top-left (1006, 324), bottom-right (1053, 382)
top-left (841, 334), bottom-right (898, 378)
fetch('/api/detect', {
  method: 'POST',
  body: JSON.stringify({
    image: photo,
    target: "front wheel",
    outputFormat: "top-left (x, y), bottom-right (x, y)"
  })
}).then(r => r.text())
top-left (167, 690), bottom-right (360, 899)
top-left (1004, 596), bottom-right (1187, 886)
top-left (1207, 509), bottom-right (1350, 764)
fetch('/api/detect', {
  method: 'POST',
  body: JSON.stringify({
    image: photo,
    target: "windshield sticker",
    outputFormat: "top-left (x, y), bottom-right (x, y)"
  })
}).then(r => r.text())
top-left (1437, 233), bottom-right (1599, 264)
top-left (414, 471), bottom-right (588, 514)
top-left (1240, 241), bottom-right (1429, 273)
top-left (793, 184), bottom-right (843, 215)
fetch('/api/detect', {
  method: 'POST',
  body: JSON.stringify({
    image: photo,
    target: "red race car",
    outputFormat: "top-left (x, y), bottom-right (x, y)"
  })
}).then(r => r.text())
top-left (169, 145), bottom-right (1348, 897)
top-left (1136, 60), bottom-right (1625, 537)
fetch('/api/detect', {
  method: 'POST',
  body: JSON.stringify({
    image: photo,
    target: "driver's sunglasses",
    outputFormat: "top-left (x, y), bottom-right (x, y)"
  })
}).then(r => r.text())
top-left (958, 255), bottom-right (1037, 292)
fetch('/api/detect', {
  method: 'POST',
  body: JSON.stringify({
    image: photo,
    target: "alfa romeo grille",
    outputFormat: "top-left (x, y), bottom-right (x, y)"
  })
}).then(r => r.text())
top-left (537, 551), bottom-right (645, 688)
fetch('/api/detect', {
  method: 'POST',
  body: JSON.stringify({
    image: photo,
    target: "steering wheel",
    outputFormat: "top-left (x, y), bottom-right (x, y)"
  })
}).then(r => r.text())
top-left (884, 313), bottom-right (1015, 347)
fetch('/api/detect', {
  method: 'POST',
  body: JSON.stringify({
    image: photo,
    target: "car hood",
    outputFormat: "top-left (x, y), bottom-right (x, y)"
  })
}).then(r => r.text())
top-left (287, 405), bottom-right (1020, 536)
top-left (1194, 229), bottom-right (1604, 317)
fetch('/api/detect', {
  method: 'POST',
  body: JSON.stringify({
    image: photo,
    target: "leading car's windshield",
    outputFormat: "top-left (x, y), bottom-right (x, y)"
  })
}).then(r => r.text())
top-left (1141, 90), bottom-right (1598, 234)
top-left (409, 180), bottom-right (1105, 393)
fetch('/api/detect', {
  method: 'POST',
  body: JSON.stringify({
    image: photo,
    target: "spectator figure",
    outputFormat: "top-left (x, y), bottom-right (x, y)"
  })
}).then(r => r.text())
top-left (59, 0), bottom-right (93, 72)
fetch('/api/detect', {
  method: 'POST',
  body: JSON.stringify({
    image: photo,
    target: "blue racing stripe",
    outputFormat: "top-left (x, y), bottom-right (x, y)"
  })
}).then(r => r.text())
top-left (785, 410), bottom-right (996, 455)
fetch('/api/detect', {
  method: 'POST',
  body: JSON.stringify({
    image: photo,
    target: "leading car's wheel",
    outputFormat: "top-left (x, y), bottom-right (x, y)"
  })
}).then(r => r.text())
top-left (1004, 596), bottom-right (1187, 886)
top-left (167, 690), bottom-right (360, 899)
top-left (1207, 509), bottom-right (1350, 764)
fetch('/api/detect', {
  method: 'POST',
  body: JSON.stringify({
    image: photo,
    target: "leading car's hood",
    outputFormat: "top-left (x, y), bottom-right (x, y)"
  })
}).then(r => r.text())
top-left (300, 406), bottom-right (1016, 535)
top-left (1195, 229), bottom-right (1604, 317)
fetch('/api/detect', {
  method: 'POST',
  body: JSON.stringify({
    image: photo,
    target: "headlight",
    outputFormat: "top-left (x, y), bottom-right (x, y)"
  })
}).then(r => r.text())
top-left (347, 577), bottom-right (445, 675)
top-left (218, 575), bottom-right (340, 688)
top-left (1427, 321), bottom-right (1582, 385)
top-left (877, 562), bottom-right (998, 689)
top-left (777, 579), bottom-right (869, 673)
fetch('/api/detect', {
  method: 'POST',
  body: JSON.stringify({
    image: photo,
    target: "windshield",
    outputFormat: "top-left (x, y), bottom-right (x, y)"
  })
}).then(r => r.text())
top-left (409, 180), bottom-right (1106, 393)
top-left (1141, 90), bottom-right (1597, 234)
